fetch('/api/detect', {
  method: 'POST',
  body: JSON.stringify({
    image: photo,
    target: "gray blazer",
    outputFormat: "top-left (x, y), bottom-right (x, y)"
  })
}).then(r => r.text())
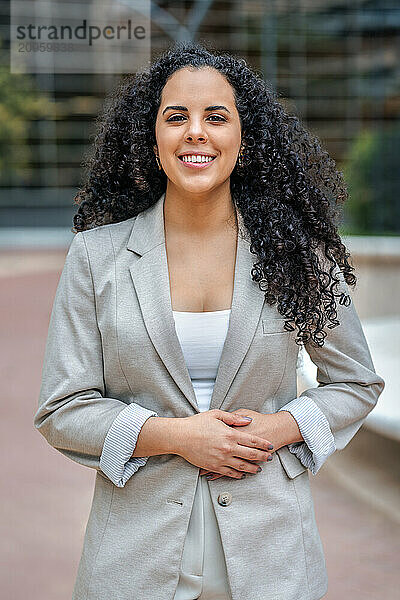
top-left (34, 191), bottom-right (385, 600)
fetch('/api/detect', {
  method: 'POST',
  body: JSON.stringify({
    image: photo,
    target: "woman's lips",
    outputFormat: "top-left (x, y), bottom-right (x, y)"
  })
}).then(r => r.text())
top-left (177, 156), bottom-right (217, 169)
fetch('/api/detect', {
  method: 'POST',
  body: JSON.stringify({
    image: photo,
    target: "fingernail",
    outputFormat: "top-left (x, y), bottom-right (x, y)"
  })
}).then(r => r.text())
top-left (206, 474), bottom-right (214, 480)
top-left (241, 473), bottom-right (246, 479)
top-left (257, 466), bottom-right (262, 472)
top-left (267, 456), bottom-right (273, 461)
top-left (268, 444), bottom-right (274, 450)
top-left (241, 417), bottom-right (252, 421)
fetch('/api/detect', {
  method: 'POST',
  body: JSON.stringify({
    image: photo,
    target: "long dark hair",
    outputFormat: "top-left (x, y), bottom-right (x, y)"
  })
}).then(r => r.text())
top-left (72, 39), bottom-right (356, 349)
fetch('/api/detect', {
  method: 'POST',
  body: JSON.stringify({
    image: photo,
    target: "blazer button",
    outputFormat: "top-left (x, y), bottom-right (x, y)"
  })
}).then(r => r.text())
top-left (217, 492), bottom-right (232, 506)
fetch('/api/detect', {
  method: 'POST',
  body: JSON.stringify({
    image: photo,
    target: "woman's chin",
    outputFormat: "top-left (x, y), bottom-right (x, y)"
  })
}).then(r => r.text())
top-left (165, 162), bottom-right (233, 194)
top-left (170, 179), bottom-right (223, 196)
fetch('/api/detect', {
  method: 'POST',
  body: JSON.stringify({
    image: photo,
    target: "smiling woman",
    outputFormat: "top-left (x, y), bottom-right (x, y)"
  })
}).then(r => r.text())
top-left (35, 39), bottom-right (385, 600)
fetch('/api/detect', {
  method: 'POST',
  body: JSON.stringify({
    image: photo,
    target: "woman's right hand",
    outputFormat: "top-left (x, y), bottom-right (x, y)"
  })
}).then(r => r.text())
top-left (174, 409), bottom-right (274, 479)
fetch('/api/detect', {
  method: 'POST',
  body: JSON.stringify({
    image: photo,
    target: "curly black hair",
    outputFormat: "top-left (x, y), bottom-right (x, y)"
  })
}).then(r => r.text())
top-left (72, 39), bottom-right (356, 349)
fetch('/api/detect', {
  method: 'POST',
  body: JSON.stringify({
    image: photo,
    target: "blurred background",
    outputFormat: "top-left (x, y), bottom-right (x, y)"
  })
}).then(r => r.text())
top-left (1, 1), bottom-right (399, 599)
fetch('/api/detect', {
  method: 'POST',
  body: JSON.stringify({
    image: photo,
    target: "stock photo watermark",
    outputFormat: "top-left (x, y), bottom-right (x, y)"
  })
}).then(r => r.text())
top-left (10, 0), bottom-right (151, 73)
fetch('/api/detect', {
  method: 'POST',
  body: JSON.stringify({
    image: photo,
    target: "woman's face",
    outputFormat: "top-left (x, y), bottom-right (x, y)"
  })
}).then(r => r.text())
top-left (154, 66), bottom-right (242, 196)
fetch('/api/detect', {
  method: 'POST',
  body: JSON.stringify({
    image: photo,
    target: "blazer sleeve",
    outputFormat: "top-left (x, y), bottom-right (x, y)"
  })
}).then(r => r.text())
top-left (278, 396), bottom-right (336, 475)
top-left (278, 260), bottom-right (385, 475)
top-left (33, 231), bottom-right (158, 487)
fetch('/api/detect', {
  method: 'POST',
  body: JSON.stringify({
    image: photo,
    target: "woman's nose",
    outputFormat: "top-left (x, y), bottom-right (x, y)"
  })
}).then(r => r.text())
top-left (184, 120), bottom-right (208, 143)
top-left (185, 133), bottom-right (207, 142)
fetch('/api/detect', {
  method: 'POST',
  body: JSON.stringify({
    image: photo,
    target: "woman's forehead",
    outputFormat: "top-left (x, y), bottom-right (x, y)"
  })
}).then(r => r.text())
top-left (160, 68), bottom-right (235, 102)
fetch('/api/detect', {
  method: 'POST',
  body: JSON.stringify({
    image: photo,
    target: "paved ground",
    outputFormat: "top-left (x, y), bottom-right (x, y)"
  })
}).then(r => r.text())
top-left (1, 249), bottom-right (399, 599)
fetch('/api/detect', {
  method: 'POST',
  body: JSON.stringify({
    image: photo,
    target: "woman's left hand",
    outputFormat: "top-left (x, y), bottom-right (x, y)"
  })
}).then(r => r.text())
top-left (200, 408), bottom-right (279, 480)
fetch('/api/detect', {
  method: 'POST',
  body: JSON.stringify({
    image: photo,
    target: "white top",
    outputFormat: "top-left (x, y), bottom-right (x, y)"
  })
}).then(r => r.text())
top-left (172, 309), bottom-right (231, 412)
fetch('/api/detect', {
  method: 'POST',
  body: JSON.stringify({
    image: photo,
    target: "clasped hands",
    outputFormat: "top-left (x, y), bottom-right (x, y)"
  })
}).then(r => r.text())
top-left (197, 407), bottom-right (282, 481)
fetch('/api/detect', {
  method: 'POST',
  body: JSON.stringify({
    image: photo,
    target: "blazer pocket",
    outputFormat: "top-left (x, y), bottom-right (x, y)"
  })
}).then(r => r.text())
top-left (262, 318), bottom-right (291, 335)
top-left (276, 445), bottom-right (308, 479)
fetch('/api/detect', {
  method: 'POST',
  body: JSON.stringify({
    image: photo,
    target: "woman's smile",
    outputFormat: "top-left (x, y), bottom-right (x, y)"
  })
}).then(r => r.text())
top-left (177, 153), bottom-right (217, 169)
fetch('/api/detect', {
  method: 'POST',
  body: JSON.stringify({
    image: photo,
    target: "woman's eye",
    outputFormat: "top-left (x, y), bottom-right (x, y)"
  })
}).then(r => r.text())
top-left (208, 115), bottom-right (226, 122)
top-left (166, 115), bottom-right (185, 122)
top-left (166, 114), bottom-right (226, 123)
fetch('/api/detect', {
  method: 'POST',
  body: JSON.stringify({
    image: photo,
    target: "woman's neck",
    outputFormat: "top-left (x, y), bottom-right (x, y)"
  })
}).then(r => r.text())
top-left (163, 186), bottom-right (237, 238)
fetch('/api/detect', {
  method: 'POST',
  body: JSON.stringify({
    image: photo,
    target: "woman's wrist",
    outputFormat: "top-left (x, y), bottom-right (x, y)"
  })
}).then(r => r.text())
top-left (268, 411), bottom-right (304, 449)
top-left (132, 416), bottom-right (185, 458)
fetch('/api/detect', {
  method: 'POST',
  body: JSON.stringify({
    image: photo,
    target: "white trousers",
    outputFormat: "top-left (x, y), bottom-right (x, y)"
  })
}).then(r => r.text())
top-left (173, 475), bottom-right (233, 600)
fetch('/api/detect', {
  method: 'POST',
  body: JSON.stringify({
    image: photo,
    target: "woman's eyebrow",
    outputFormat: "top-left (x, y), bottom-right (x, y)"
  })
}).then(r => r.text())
top-left (162, 105), bottom-right (231, 116)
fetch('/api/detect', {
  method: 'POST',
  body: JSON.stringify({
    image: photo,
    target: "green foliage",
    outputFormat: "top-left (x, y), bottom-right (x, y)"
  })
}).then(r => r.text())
top-left (0, 58), bottom-right (54, 184)
top-left (344, 124), bottom-right (400, 235)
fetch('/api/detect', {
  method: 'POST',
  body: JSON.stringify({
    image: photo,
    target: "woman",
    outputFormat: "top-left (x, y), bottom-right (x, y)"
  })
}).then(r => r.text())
top-left (34, 40), bottom-right (385, 600)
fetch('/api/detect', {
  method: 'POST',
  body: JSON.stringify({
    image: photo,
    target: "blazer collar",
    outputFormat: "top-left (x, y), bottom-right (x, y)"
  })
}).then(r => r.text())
top-left (127, 191), bottom-right (265, 414)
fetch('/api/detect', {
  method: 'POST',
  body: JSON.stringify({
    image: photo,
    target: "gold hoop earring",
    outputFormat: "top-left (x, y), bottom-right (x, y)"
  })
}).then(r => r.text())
top-left (155, 153), bottom-right (162, 171)
top-left (237, 144), bottom-right (245, 168)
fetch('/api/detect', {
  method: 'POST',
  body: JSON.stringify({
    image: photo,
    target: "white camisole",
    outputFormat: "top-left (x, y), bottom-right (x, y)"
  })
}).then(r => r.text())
top-left (172, 309), bottom-right (231, 412)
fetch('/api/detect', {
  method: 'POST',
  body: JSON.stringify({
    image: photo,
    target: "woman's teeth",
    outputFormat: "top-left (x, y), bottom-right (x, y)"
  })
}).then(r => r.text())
top-left (179, 155), bottom-right (216, 163)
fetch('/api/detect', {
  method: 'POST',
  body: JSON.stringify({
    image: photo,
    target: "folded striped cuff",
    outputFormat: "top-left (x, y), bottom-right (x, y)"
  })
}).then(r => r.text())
top-left (278, 395), bottom-right (336, 475)
top-left (100, 402), bottom-right (158, 487)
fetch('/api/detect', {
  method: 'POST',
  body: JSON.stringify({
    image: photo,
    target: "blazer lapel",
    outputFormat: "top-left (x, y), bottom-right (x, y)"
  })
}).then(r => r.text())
top-left (127, 192), bottom-right (266, 414)
top-left (209, 232), bottom-right (265, 412)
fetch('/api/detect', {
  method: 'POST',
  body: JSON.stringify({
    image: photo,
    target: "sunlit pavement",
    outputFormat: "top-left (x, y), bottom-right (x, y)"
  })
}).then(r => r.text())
top-left (1, 250), bottom-right (399, 600)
